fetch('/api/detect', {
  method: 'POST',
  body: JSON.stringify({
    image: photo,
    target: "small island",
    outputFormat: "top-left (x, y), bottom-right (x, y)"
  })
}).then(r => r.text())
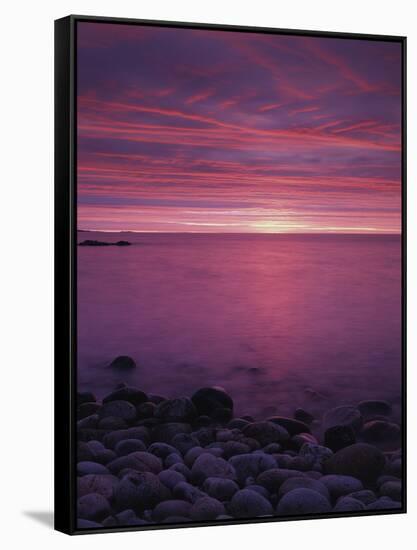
top-left (78, 240), bottom-right (132, 247)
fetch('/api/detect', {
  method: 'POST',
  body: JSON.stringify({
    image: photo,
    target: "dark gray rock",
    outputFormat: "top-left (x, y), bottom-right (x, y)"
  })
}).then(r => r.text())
top-left (223, 441), bottom-right (251, 459)
top-left (77, 519), bottom-right (102, 529)
top-left (323, 406), bottom-right (362, 432)
top-left (333, 496), bottom-right (366, 512)
top-left (78, 402), bottom-right (101, 419)
top-left (229, 453), bottom-right (276, 485)
top-left (115, 439), bottom-right (147, 456)
top-left (294, 408), bottom-right (314, 425)
top-left (278, 477), bottom-right (330, 501)
top-left (379, 480), bottom-right (402, 502)
top-left (169, 463), bottom-right (191, 480)
top-left (299, 443), bottom-right (333, 471)
top-left (77, 462), bottom-right (110, 476)
top-left (184, 446), bottom-right (205, 467)
top-left (136, 402), bottom-right (156, 419)
top-left (291, 433), bottom-right (318, 451)
top-left (171, 433), bottom-right (200, 455)
top-left (108, 451), bottom-right (163, 475)
top-left (78, 414), bottom-right (99, 430)
top-left (320, 475), bottom-right (363, 500)
top-left (155, 397), bottom-right (197, 422)
top-left (109, 356), bottom-right (136, 369)
top-left (103, 386), bottom-right (148, 406)
top-left (190, 496), bottom-right (226, 520)
top-left (191, 387), bottom-right (233, 417)
top-left (227, 418), bottom-right (250, 430)
top-left (148, 442), bottom-right (178, 459)
top-left (158, 469), bottom-right (186, 491)
top-left (114, 471), bottom-right (170, 512)
top-left (151, 422), bottom-right (192, 444)
top-left (98, 416), bottom-right (127, 430)
top-left (277, 488), bottom-right (331, 515)
top-left (153, 500), bottom-right (192, 521)
top-left (173, 481), bottom-right (205, 503)
top-left (229, 489), bottom-right (273, 518)
top-left (77, 493), bottom-right (111, 521)
top-left (357, 400), bottom-right (392, 420)
top-left (191, 453), bottom-right (236, 485)
top-left (361, 421), bottom-right (401, 451)
top-left (324, 425), bottom-right (356, 452)
top-left (98, 400), bottom-right (137, 423)
top-left (192, 427), bottom-right (216, 446)
top-left (164, 453), bottom-right (183, 468)
top-left (203, 477), bottom-right (239, 501)
top-left (324, 443), bottom-right (385, 483)
top-left (366, 497), bottom-right (402, 510)
top-left (243, 421), bottom-right (289, 446)
top-left (262, 443), bottom-right (282, 454)
top-left (256, 469), bottom-right (305, 492)
top-left (384, 457), bottom-right (402, 478)
top-left (347, 489), bottom-right (377, 505)
top-left (244, 484), bottom-right (270, 500)
top-left (267, 416), bottom-right (311, 435)
top-left (115, 509), bottom-right (148, 526)
top-left (78, 391), bottom-right (97, 406)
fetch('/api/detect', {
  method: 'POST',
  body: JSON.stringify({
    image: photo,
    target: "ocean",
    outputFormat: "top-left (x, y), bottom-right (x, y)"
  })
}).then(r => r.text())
top-left (77, 232), bottom-right (402, 420)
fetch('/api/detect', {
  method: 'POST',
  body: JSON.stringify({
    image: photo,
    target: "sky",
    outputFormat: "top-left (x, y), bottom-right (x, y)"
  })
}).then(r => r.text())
top-left (77, 22), bottom-right (402, 233)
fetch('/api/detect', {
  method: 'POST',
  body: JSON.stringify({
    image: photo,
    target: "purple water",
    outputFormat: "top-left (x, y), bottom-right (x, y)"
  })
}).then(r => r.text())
top-left (77, 232), bottom-right (402, 419)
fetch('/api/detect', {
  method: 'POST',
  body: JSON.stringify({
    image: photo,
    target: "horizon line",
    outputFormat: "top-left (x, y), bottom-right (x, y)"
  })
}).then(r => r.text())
top-left (77, 228), bottom-right (401, 236)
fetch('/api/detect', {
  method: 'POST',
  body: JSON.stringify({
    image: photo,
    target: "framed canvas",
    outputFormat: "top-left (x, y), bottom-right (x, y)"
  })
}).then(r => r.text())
top-left (54, 15), bottom-right (407, 535)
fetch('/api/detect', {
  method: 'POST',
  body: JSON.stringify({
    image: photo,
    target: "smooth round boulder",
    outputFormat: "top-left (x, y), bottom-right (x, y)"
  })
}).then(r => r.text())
top-left (171, 433), bottom-right (199, 455)
top-left (151, 422), bottom-right (192, 444)
top-left (78, 414), bottom-right (99, 430)
top-left (229, 489), bottom-right (273, 518)
top-left (153, 500), bottom-right (192, 522)
top-left (98, 400), bottom-right (137, 423)
top-left (78, 402), bottom-right (101, 419)
top-left (361, 421), bottom-right (401, 451)
top-left (299, 443), bottom-right (333, 470)
top-left (267, 416), bottom-right (311, 435)
top-left (137, 402), bottom-right (156, 419)
top-left (103, 427), bottom-right (149, 449)
top-left (115, 439), bottom-right (147, 456)
top-left (278, 477), bottom-right (330, 501)
top-left (77, 461), bottom-right (110, 476)
top-left (114, 471), bottom-right (170, 512)
top-left (203, 477), bottom-right (239, 501)
top-left (148, 442), bottom-right (178, 459)
top-left (357, 400), bottom-right (392, 420)
top-left (323, 443), bottom-right (385, 483)
top-left (228, 453), bottom-right (276, 485)
top-left (333, 496), bottom-right (366, 512)
top-left (191, 453), bottom-right (236, 485)
top-left (77, 493), bottom-right (111, 521)
top-left (256, 469), bottom-right (305, 492)
top-left (223, 441), bottom-right (251, 459)
top-left (324, 425), bottom-right (356, 452)
top-left (243, 421), bottom-right (289, 446)
top-left (294, 408), bottom-right (314, 425)
top-left (320, 475), bottom-right (363, 500)
top-left (366, 497), bottom-right (401, 510)
top-left (164, 453), bottom-right (183, 468)
top-left (109, 355), bottom-right (136, 369)
top-left (277, 488), bottom-right (331, 515)
top-left (323, 406), bottom-right (362, 432)
top-left (190, 496), bottom-right (226, 520)
top-left (173, 481), bottom-right (205, 504)
top-left (78, 391), bottom-right (97, 406)
top-left (191, 387), bottom-right (233, 417)
top-left (103, 386), bottom-right (148, 406)
top-left (107, 451), bottom-right (162, 475)
top-left (346, 489), bottom-right (376, 505)
top-left (379, 480), bottom-right (402, 501)
top-left (155, 397), bottom-right (197, 422)
top-left (158, 469), bottom-right (186, 491)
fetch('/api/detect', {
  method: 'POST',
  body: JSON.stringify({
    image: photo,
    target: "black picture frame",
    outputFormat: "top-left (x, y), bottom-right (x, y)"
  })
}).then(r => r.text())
top-left (54, 14), bottom-right (407, 535)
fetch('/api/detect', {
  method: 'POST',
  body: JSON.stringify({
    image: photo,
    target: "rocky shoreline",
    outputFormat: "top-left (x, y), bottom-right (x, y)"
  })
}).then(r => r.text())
top-left (77, 380), bottom-right (403, 529)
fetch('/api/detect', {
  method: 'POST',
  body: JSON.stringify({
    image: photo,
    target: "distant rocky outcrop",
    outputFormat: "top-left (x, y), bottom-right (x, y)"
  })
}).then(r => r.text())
top-left (78, 240), bottom-right (132, 247)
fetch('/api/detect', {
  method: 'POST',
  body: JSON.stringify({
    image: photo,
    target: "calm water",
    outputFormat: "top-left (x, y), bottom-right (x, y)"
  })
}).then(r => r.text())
top-left (77, 232), bottom-right (402, 419)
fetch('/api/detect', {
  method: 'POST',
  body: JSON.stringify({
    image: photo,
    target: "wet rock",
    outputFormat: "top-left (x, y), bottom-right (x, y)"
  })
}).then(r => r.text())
top-left (103, 386), bottom-right (148, 407)
top-left (98, 400), bottom-right (137, 423)
top-left (78, 391), bottom-right (97, 406)
top-left (277, 488), bottom-right (331, 515)
top-left (211, 408), bottom-right (233, 424)
top-left (267, 416), bottom-right (311, 435)
top-left (229, 489), bottom-right (273, 518)
top-left (103, 427), bottom-right (149, 450)
top-left (347, 489), bottom-right (377, 505)
top-left (191, 387), bottom-right (233, 417)
top-left (361, 421), bottom-right (401, 451)
top-left (229, 453), bottom-right (276, 485)
top-left (323, 406), bottom-right (362, 432)
top-left (223, 441), bottom-right (251, 459)
top-left (384, 458), bottom-right (402, 478)
top-left (78, 402), bottom-right (101, 419)
top-left (324, 443), bottom-right (385, 483)
top-left (77, 461), bottom-right (110, 476)
top-left (115, 439), bottom-right (147, 456)
top-left (108, 451), bottom-right (162, 475)
top-left (151, 423), bottom-right (192, 444)
top-left (155, 398), bottom-right (197, 422)
top-left (171, 433), bottom-right (200, 455)
top-left (136, 402), bottom-right (156, 419)
top-left (294, 408), bottom-right (314, 425)
top-left (244, 484), bottom-right (270, 500)
top-left (320, 475), bottom-right (363, 500)
top-left (366, 497), bottom-right (402, 510)
top-left (114, 509), bottom-right (147, 526)
top-left (262, 443), bottom-right (282, 454)
top-left (379, 480), bottom-right (402, 502)
top-left (256, 469), bottom-right (305, 492)
top-left (278, 477), bottom-right (330, 501)
top-left (227, 418), bottom-right (250, 430)
top-left (165, 453), bottom-right (183, 468)
top-left (153, 500), bottom-right (192, 522)
top-left (109, 356), bottom-right (136, 369)
top-left (324, 425), bottom-right (356, 452)
top-left (358, 400), bottom-right (392, 420)
top-left (114, 471), bottom-right (170, 512)
top-left (78, 414), bottom-right (99, 430)
top-left (148, 442), bottom-right (178, 459)
top-left (169, 463), bottom-right (191, 480)
top-left (291, 433), bottom-right (318, 451)
top-left (98, 416), bottom-right (127, 431)
top-left (77, 493), bottom-right (111, 521)
top-left (78, 474), bottom-right (119, 500)
top-left (148, 394), bottom-right (167, 405)
top-left (299, 443), bottom-right (333, 471)
top-left (243, 421), bottom-right (289, 446)
top-left (184, 446), bottom-right (205, 467)
top-left (191, 453), bottom-right (236, 485)
top-left (192, 427), bottom-right (216, 446)
top-left (173, 481), bottom-right (205, 503)
top-left (333, 496), bottom-right (365, 512)
top-left (158, 469), bottom-right (186, 491)
top-left (203, 477), bottom-right (239, 501)
top-left (190, 496), bottom-right (226, 520)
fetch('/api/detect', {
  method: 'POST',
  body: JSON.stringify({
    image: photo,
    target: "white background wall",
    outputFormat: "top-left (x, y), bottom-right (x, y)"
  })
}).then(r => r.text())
top-left (1, 0), bottom-right (415, 547)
